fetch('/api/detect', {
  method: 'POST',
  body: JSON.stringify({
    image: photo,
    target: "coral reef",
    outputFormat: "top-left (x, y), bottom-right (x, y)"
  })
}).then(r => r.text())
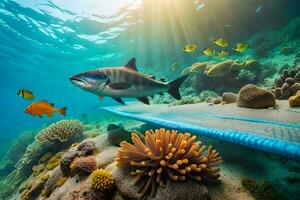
top-left (107, 124), bottom-right (132, 146)
top-left (77, 140), bottom-right (96, 155)
top-left (35, 120), bottom-right (84, 146)
top-left (60, 149), bottom-right (79, 176)
top-left (273, 67), bottom-right (300, 99)
top-left (237, 84), bottom-right (275, 109)
top-left (116, 128), bottom-right (222, 197)
top-left (288, 90), bottom-right (300, 107)
top-left (170, 90), bottom-right (219, 106)
top-left (71, 156), bottom-right (97, 176)
top-left (241, 177), bottom-right (284, 200)
top-left (91, 169), bottom-right (114, 192)
top-left (0, 130), bottom-right (36, 176)
top-left (46, 152), bottom-right (64, 170)
top-left (192, 59), bottom-right (264, 94)
top-left (43, 166), bottom-right (64, 197)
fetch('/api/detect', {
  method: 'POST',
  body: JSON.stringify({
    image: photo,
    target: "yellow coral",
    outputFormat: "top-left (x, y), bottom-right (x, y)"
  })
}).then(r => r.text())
top-left (41, 173), bottom-right (49, 182)
top-left (71, 143), bottom-right (79, 149)
top-left (289, 90), bottom-right (300, 107)
top-left (91, 169), bottom-right (114, 192)
top-left (116, 128), bottom-right (223, 197)
top-left (46, 152), bottom-right (64, 170)
top-left (56, 176), bottom-right (68, 187)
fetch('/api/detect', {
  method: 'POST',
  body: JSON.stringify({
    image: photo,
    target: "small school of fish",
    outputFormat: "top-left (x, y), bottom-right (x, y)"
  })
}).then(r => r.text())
top-left (182, 38), bottom-right (249, 58)
top-left (17, 89), bottom-right (67, 118)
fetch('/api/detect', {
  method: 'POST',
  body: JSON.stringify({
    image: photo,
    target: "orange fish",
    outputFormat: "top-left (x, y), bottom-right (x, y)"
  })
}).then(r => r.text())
top-left (24, 100), bottom-right (67, 118)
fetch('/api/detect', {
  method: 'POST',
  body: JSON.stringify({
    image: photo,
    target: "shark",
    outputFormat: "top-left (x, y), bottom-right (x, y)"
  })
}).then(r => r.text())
top-left (70, 58), bottom-right (189, 105)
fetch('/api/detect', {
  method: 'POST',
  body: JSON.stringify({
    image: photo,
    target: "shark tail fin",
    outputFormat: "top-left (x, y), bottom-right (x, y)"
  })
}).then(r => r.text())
top-left (167, 74), bottom-right (190, 100)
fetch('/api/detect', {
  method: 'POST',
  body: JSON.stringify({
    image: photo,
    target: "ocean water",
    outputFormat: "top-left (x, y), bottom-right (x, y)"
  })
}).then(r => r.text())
top-left (0, 0), bottom-right (300, 200)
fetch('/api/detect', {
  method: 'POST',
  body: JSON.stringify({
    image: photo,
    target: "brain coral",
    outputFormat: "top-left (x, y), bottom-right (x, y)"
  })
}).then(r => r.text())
top-left (116, 128), bottom-right (223, 197)
top-left (71, 156), bottom-right (97, 176)
top-left (91, 169), bottom-right (114, 192)
top-left (35, 120), bottom-right (84, 146)
top-left (237, 84), bottom-right (275, 109)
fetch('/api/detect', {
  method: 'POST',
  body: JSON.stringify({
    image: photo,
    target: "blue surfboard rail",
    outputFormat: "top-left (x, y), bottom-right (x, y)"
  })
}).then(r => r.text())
top-left (102, 107), bottom-right (300, 161)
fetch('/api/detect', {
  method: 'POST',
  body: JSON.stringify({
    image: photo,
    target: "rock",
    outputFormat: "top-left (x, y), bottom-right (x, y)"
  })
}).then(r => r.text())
top-left (291, 83), bottom-right (300, 95)
top-left (112, 168), bottom-right (144, 199)
top-left (152, 180), bottom-right (209, 200)
top-left (275, 78), bottom-right (284, 88)
top-left (289, 91), bottom-right (300, 107)
top-left (213, 97), bottom-right (222, 104)
top-left (96, 147), bottom-right (118, 169)
top-left (107, 124), bottom-right (132, 146)
top-left (94, 134), bottom-right (113, 152)
top-left (222, 92), bottom-right (237, 104)
top-left (280, 46), bottom-right (293, 55)
top-left (237, 84), bottom-right (275, 109)
top-left (285, 77), bottom-right (295, 85)
top-left (274, 88), bottom-right (282, 99)
top-left (281, 83), bottom-right (292, 99)
top-left (294, 74), bottom-right (300, 83)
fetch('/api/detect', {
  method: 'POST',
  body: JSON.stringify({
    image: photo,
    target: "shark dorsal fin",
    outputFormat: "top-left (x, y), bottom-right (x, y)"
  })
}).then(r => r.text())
top-left (124, 58), bottom-right (137, 71)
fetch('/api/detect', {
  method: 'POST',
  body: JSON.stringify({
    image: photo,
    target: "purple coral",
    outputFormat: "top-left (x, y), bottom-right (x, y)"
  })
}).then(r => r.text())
top-left (43, 166), bottom-right (63, 197)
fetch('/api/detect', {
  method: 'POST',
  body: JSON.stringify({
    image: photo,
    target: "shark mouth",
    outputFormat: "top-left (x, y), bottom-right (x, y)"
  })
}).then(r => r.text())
top-left (70, 76), bottom-right (88, 88)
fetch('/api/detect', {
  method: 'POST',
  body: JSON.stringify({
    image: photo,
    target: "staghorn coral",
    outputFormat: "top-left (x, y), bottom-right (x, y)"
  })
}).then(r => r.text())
top-left (71, 156), bottom-right (97, 176)
top-left (116, 128), bottom-right (222, 197)
top-left (60, 149), bottom-right (79, 176)
top-left (91, 169), bottom-right (114, 192)
top-left (35, 120), bottom-right (84, 146)
top-left (237, 84), bottom-right (275, 109)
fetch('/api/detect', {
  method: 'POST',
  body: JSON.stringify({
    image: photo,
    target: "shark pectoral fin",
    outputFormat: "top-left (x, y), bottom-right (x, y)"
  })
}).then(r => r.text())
top-left (108, 82), bottom-right (131, 90)
top-left (112, 98), bottom-right (126, 105)
top-left (124, 58), bottom-right (138, 71)
top-left (137, 96), bottom-right (150, 105)
top-left (99, 96), bottom-right (104, 101)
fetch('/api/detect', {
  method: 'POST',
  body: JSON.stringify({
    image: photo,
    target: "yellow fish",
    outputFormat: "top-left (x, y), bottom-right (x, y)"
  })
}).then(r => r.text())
top-left (17, 89), bottom-right (34, 100)
top-left (218, 50), bottom-right (229, 57)
top-left (203, 48), bottom-right (215, 57)
top-left (233, 43), bottom-right (249, 52)
top-left (182, 44), bottom-right (197, 53)
top-left (213, 38), bottom-right (228, 48)
top-left (171, 61), bottom-right (179, 71)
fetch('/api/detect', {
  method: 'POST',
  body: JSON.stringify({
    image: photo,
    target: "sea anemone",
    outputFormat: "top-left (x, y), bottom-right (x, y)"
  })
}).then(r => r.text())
top-left (71, 156), bottom-right (97, 176)
top-left (115, 128), bottom-right (222, 197)
top-left (91, 169), bottom-right (114, 192)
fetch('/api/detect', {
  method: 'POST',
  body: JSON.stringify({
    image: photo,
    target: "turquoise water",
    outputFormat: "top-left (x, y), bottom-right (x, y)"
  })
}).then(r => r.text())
top-left (0, 1), bottom-right (300, 199)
